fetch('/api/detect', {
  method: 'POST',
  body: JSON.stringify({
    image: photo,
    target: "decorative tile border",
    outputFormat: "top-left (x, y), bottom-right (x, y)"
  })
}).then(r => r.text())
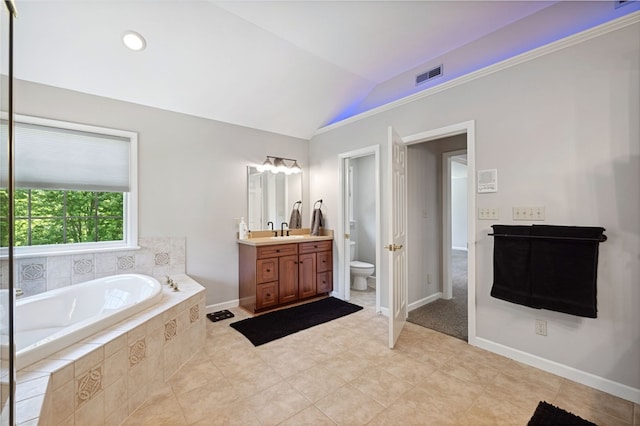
top-left (22, 263), bottom-right (45, 281)
top-left (73, 259), bottom-right (94, 275)
top-left (117, 255), bottom-right (135, 271)
top-left (154, 252), bottom-right (170, 266)
top-left (164, 319), bottom-right (177, 342)
top-left (76, 365), bottom-right (102, 408)
top-left (129, 338), bottom-right (146, 367)
top-left (189, 305), bottom-right (199, 324)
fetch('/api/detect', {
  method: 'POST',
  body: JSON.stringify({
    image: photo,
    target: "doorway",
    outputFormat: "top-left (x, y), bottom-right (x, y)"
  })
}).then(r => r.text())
top-left (338, 146), bottom-right (381, 312)
top-left (406, 147), bottom-right (468, 340)
top-left (387, 121), bottom-right (476, 347)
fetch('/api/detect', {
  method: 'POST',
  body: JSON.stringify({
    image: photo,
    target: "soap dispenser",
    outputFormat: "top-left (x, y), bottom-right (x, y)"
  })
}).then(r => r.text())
top-left (238, 217), bottom-right (248, 240)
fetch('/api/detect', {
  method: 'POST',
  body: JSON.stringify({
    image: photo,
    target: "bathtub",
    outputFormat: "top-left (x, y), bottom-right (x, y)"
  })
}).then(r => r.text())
top-left (9, 273), bottom-right (163, 370)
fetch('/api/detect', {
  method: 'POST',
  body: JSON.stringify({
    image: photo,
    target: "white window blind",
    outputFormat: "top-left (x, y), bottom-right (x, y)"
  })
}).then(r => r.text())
top-left (2, 120), bottom-right (131, 192)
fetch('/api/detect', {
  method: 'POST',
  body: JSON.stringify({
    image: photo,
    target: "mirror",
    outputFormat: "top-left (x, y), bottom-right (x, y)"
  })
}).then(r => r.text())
top-left (247, 166), bottom-right (302, 231)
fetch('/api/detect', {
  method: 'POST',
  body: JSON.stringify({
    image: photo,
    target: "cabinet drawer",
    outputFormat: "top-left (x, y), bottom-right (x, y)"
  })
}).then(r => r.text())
top-left (257, 243), bottom-right (298, 259)
top-left (317, 271), bottom-right (332, 294)
top-left (256, 282), bottom-right (279, 310)
top-left (299, 240), bottom-right (332, 254)
top-left (256, 258), bottom-right (278, 284)
top-left (316, 250), bottom-right (332, 273)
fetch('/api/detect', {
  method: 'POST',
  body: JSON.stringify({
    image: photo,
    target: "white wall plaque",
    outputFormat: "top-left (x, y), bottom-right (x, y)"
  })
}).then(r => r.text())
top-left (477, 169), bottom-right (498, 193)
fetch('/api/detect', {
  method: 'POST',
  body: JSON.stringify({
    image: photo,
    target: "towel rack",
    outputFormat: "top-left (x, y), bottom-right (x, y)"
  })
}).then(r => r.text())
top-left (291, 200), bottom-right (302, 210)
top-left (488, 233), bottom-right (607, 243)
top-left (314, 199), bottom-right (323, 209)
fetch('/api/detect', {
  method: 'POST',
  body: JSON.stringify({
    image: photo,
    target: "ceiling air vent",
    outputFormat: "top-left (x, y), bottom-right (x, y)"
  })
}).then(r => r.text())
top-left (416, 65), bottom-right (443, 86)
top-left (614, 0), bottom-right (632, 8)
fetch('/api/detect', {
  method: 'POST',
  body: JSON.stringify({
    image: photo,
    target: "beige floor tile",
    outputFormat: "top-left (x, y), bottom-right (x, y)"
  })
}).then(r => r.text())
top-left (464, 393), bottom-right (533, 425)
top-left (315, 384), bottom-right (385, 425)
top-left (122, 392), bottom-right (187, 426)
top-left (320, 350), bottom-right (376, 382)
top-left (166, 353), bottom-right (223, 396)
top-left (379, 351), bottom-right (438, 385)
top-left (287, 365), bottom-right (346, 403)
top-left (412, 370), bottom-right (485, 415)
top-left (551, 380), bottom-right (633, 426)
top-left (174, 377), bottom-right (242, 424)
top-left (279, 405), bottom-right (337, 425)
top-left (118, 297), bottom-right (637, 426)
top-left (189, 401), bottom-right (261, 426)
top-left (556, 379), bottom-right (634, 424)
top-left (350, 368), bottom-right (415, 408)
top-left (486, 372), bottom-right (559, 413)
top-left (438, 353), bottom-right (500, 386)
top-left (244, 381), bottom-right (311, 425)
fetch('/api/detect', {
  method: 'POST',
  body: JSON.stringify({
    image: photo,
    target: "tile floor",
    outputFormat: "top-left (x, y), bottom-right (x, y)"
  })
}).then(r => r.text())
top-left (122, 289), bottom-right (639, 425)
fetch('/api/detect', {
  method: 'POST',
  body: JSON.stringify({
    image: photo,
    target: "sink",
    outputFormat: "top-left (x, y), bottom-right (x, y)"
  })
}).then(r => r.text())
top-left (269, 235), bottom-right (305, 240)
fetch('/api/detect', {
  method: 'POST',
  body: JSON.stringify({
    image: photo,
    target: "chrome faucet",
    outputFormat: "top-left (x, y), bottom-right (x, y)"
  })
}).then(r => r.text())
top-left (267, 221), bottom-right (277, 237)
top-left (280, 222), bottom-right (289, 237)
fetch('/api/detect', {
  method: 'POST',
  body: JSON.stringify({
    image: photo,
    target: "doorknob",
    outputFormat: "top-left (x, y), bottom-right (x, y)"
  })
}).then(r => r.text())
top-left (344, 233), bottom-right (350, 239)
top-left (384, 244), bottom-right (404, 252)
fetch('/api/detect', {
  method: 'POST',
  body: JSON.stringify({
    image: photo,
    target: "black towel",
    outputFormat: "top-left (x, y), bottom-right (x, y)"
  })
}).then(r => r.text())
top-left (490, 225), bottom-right (535, 307)
top-left (530, 225), bottom-right (604, 318)
top-left (490, 224), bottom-right (605, 318)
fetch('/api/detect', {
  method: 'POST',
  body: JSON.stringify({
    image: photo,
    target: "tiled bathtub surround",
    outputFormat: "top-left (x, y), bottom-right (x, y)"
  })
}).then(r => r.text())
top-left (14, 274), bottom-right (206, 425)
top-left (6, 237), bottom-right (186, 297)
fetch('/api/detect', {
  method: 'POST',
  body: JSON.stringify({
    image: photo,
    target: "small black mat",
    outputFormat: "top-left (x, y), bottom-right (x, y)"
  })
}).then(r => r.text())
top-left (207, 309), bottom-right (235, 322)
top-left (229, 297), bottom-right (363, 346)
top-left (528, 401), bottom-right (597, 425)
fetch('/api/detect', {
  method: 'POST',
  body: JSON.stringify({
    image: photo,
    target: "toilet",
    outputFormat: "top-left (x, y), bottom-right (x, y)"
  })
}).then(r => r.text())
top-left (350, 241), bottom-right (374, 291)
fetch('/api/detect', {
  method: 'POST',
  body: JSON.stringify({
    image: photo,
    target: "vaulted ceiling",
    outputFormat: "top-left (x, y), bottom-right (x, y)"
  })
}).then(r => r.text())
top-left (12, 1), bottom-right (618, 139)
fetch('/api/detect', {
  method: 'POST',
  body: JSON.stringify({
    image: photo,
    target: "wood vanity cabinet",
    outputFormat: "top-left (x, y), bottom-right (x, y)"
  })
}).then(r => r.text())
top-left (239, 239), bottom-right (333, 313)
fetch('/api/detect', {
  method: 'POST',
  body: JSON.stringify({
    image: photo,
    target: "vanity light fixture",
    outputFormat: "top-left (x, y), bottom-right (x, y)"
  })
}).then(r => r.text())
top-left (256, 156), bottom-right (302, 174)
top-left (123, 31), bottom-right (147, 51)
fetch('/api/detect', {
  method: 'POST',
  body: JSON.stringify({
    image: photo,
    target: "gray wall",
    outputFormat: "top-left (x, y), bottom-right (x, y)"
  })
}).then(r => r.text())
top-left (309, 22), bottom-right (640, 394)
top-left (15, 79), bottom-right (309, 307)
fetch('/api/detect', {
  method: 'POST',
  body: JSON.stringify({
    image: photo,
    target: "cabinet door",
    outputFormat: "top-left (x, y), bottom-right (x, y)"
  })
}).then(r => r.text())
top-left (278, 254), bottom-right (299, 304)
top-left (298, 253), bottom-right (317, 299)
top-left (317, 271), bottom-right (332, 294)
top-left (256, 282), bottom-right (279, 310)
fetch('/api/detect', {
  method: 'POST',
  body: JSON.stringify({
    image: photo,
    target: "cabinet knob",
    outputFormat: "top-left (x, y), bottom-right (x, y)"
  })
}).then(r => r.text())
top-left (276, 249), bottom-right (281, 252)
top-left (314, 245), bottom-right (318, 248)
top-left (266, 269), bottom-right (271, 272)
top-left (266, 293), bottom-right (271, 297)
top-left (322, 260), bottom-right (326, 263)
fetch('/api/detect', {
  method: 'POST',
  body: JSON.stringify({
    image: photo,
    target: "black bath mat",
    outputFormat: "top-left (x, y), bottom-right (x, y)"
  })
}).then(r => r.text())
top-left (229, 297), bottom-right (363, 346)
top-left (207, 309), bottom-right (235, 322)
top-left (528, 401), bottom-right (597, 425)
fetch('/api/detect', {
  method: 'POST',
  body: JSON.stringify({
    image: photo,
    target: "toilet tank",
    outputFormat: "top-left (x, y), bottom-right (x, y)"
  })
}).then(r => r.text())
top-left (350, 241), bottom-right (356, 261)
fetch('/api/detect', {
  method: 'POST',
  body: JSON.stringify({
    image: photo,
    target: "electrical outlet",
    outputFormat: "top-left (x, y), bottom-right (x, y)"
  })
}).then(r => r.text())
top-left (535, 319), bottom-right (547, 336)
top-left (478, 207), bottom-right (499, 220)
top-left (513, 206), bottom-right (545, 221)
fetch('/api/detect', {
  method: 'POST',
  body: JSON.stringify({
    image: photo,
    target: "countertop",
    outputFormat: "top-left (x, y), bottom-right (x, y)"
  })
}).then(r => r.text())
top-left (237, 228), bottom-right (333, 246)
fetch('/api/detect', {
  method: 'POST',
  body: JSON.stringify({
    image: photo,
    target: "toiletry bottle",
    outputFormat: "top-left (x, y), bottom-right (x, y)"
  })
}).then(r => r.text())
top-left (239, 217), bottom-right (248, 240)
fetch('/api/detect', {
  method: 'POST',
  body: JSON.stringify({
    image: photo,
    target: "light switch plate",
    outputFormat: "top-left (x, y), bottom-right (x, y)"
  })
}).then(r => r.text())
top-left (478, 208), bottom-right (499, 220)
top-left (513, 206), bottom-right (545, 221)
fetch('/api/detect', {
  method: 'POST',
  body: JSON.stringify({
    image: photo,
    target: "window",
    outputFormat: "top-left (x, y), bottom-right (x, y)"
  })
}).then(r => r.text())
top-left (0, 115), bottom-right (138, 256)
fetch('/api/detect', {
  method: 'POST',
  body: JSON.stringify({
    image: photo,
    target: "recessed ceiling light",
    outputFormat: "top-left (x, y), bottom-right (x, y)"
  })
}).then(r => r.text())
top-left (123, 31), bottom-right (146, 51)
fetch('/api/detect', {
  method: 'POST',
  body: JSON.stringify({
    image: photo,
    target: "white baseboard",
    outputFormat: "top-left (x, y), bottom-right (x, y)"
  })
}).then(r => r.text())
top-left (408, 292), bottom-right (443, 312)
top-left (474, 337), bottom-right (640, 404)
top-left (206, 299), bottom-right (239, 313)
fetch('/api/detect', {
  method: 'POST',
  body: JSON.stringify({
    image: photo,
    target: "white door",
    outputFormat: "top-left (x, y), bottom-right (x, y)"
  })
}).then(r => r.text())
top-left (387, 126), bottom-right (408, 348)
top-left (342, 157), bottom-right (352, 301)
